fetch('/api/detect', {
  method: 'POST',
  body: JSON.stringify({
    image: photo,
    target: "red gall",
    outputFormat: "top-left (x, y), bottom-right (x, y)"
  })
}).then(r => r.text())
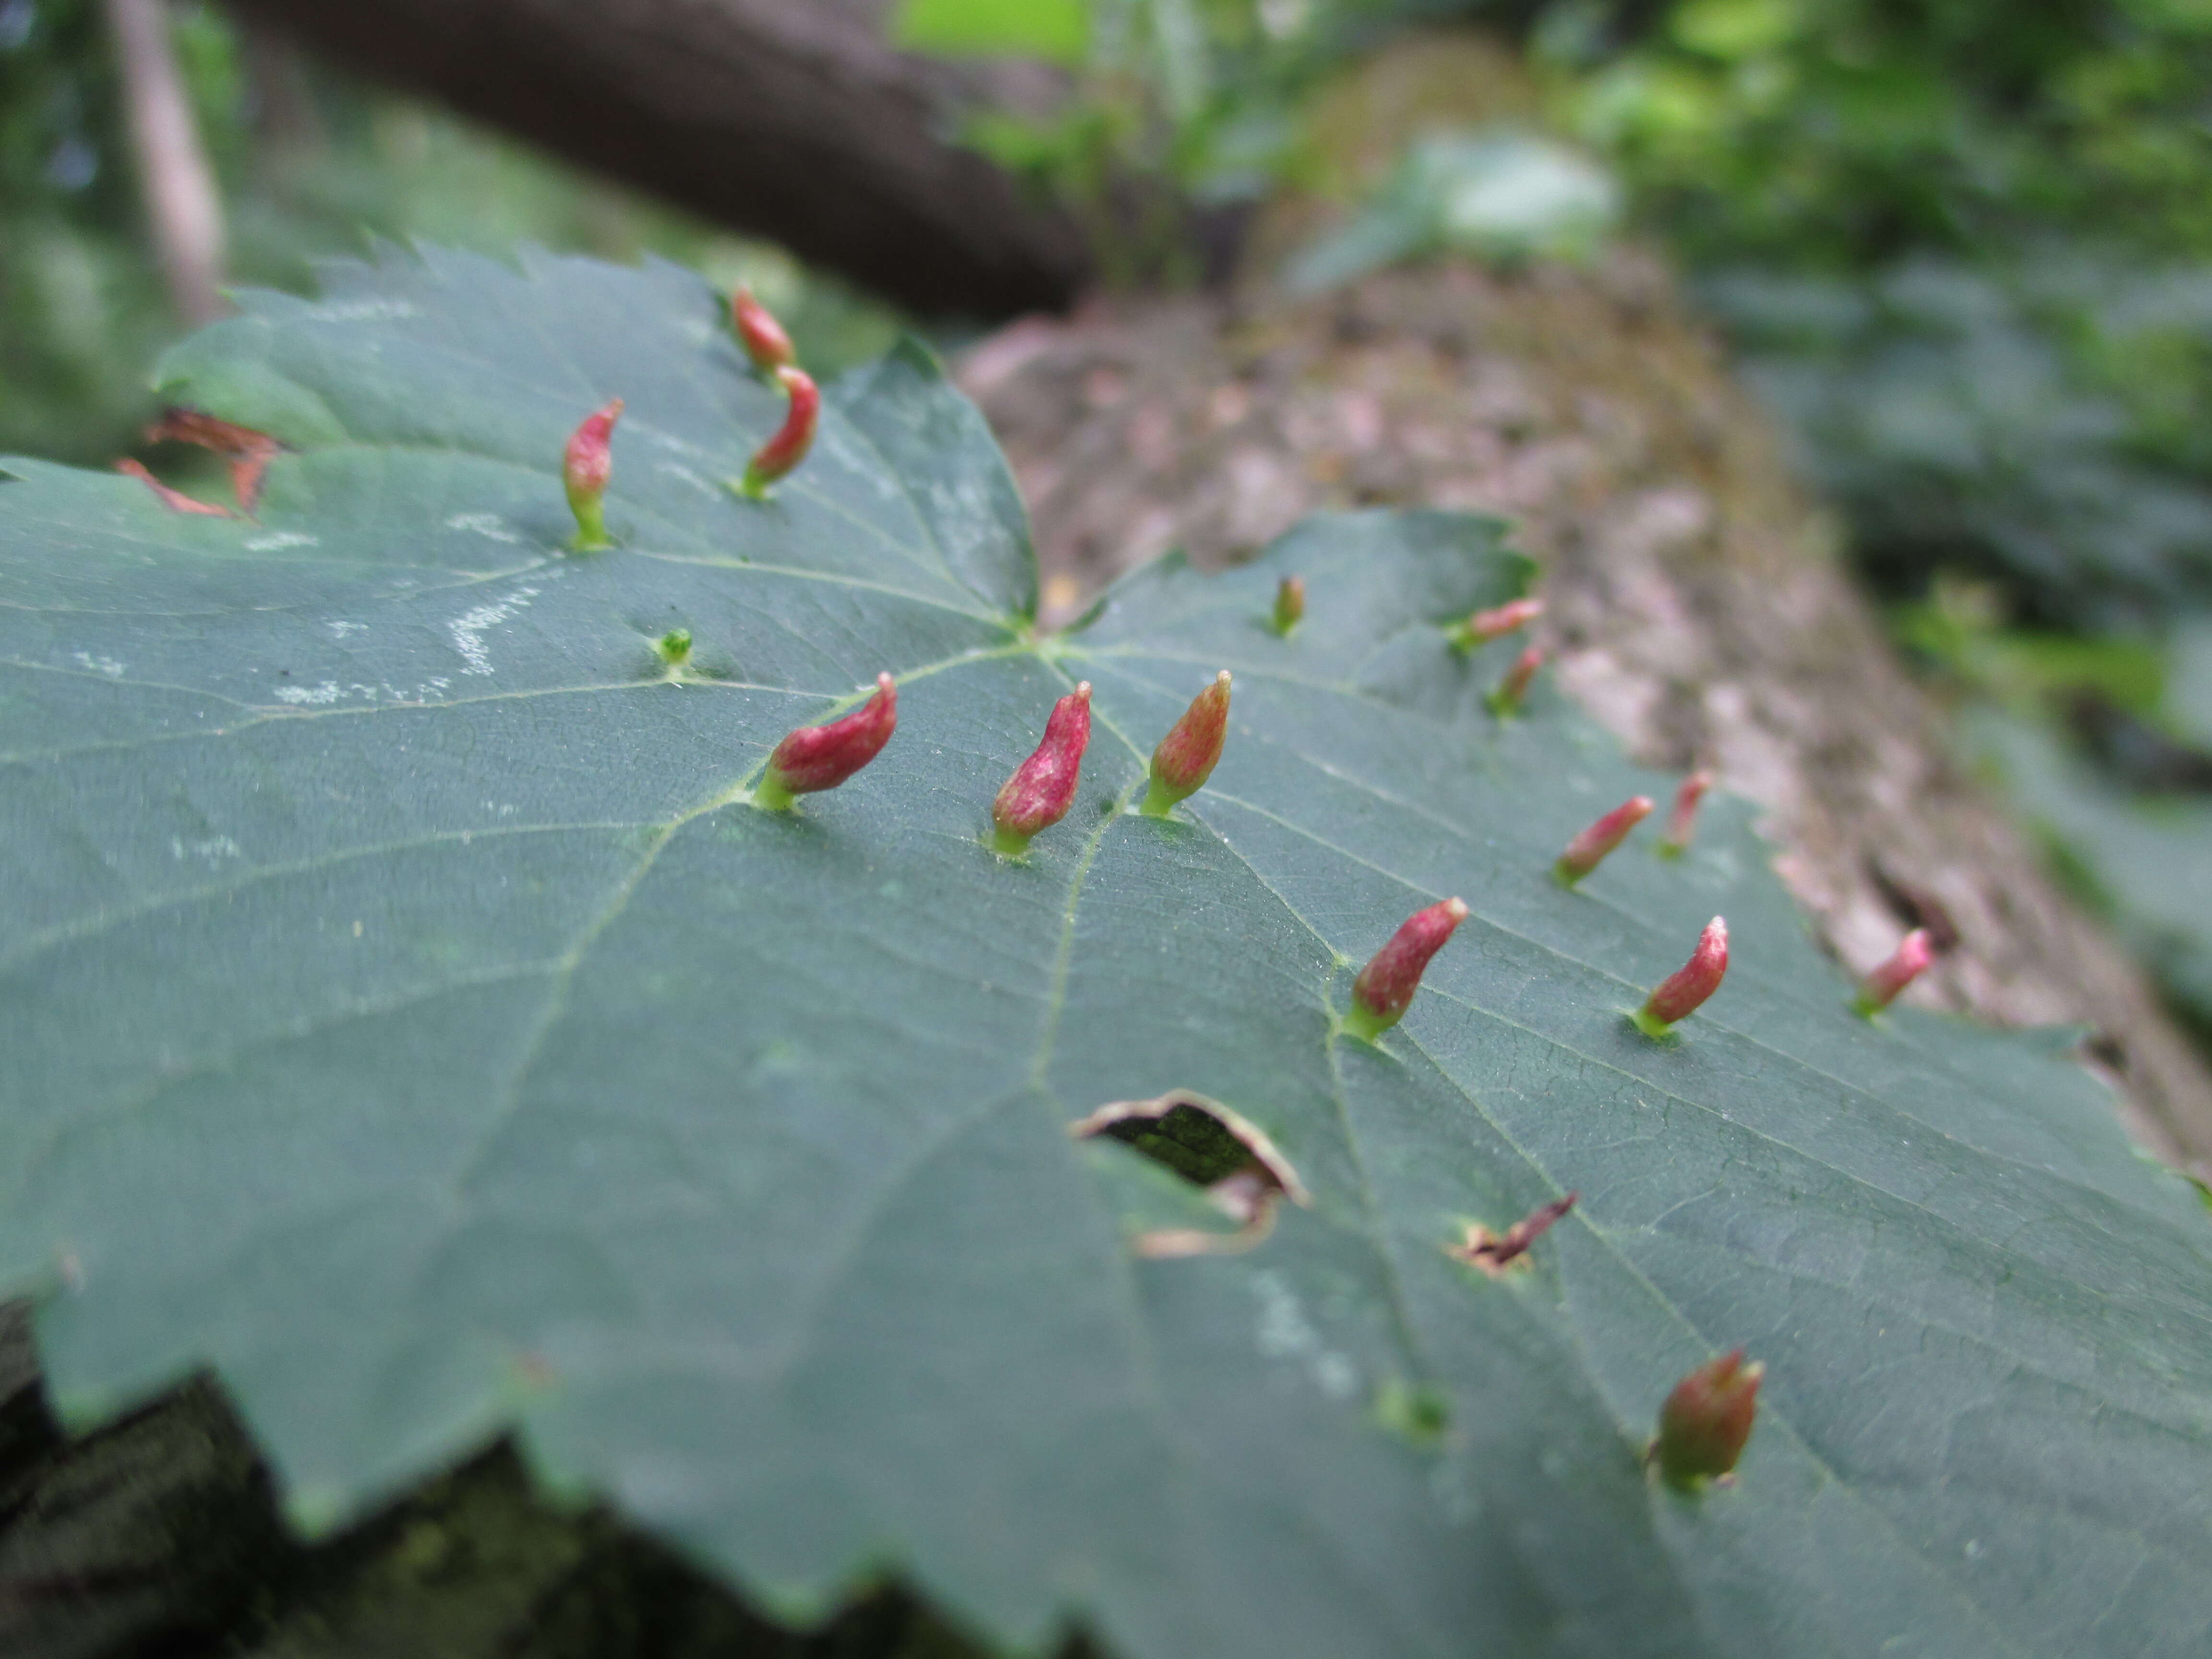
top-left (737, 366), bottom-right (819, 499)
top-left (1855, 927), bottom-right (1933, 1017)
top-left (1273, 575), bottom-right (1305, 636)
top-left (1142, 670), bottom-right (1232, 816)
top-left (1657, 770), bottom-right (1713, 858)
top-left (116, 458), bottom-right (230, 517)
top-left (731, 284), bottom-right (796, 373)
top-left (754, 673), bottom-right (898, 810)
top-left (991, 682), bottom-right (1093, 855)
top-left (146, 408), bottom-right (281, 514)
top-left (1346, 897), bottom-right (1469, 1041)
top-left (563, 398), bottom-right (624, 550)
top-left (1451, 595), bottom-right (1543, 650)
top-left (1488, 644), bottom-right (1543, 716)
top-left (1650, 1349), bottom-right (1763, 1490)
top-left (1556, 795), bottom-right (1654, 886)
top-left (1633, 916), bottom-right (1729, 1037)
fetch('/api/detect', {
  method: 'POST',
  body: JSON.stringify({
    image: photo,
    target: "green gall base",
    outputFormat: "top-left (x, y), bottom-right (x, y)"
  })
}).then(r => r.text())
top-left (1485, 690), bottom-right (1523, 719)
top-left (1343, 1002), bottom-right (1395, 1044)
top-left (730, 470), bottom-right (772, 502)
top-left (567, 499), bottom-right (613, 552)
top-left (750, 772), bottom-right (797, 812)
top-left (1628, 1007), bottom-right (1680, 1042)
top-left (1140, 777), bottom-right (1188, 818)
top-left (986, 826), bottom-right (1034, 859)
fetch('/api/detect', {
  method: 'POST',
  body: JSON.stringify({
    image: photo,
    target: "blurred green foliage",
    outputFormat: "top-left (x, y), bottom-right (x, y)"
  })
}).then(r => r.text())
top-left (0, 0), bottom-right (900, 469)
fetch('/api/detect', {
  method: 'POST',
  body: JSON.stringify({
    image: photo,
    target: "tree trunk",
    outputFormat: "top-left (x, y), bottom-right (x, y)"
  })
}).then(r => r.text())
top-left (217, 0), bottom-right (1093, 319)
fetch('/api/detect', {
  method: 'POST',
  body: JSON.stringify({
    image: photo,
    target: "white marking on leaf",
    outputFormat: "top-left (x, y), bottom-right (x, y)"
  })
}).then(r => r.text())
top-left (325, 620), bottom-right (367, 638)
top-left (244, 532), bottom-right (319, 552)
top-left (273, 681), bottom-right (343, 705)
top-left (1251, 1270), bottom-right (1359, 1400)
top-left (72, 652), bottom-right (125, 678)
top-left (170, 836), bottom-right (241, 864)
top-left (446, 586), bottom-right (541, 676)
top-left (304, 299), bottom-right (418, 323)
top-left (444, 512), bottom-right (522, 544)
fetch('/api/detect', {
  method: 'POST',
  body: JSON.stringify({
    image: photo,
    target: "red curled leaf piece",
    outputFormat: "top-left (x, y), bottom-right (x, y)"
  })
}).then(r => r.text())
top-left (731, 285), bottom-right (796, 373)
top-left (1651, 1348), bottom-right (1764, 1490)
top-left (1555, 795), bottom-right (1654, 885)
top-left (1448, 1191), bottom-right (1577, 1276)
top-left (1856, 927), bottom-right (1933, 1016)
top-left (1142, 670), bottom-right (1232, 816)
top-left (116, 458), bottom-right (232, 517)
top-left (739, 367), bottom-right (820, 498)
top-left (1452, 595), bottom-right (1543, 649)
top-left (1347, 897), bottom-right (1469, 1041)
top-left (1635, 916), bottom-right (1729, 1035)
top-left (1658, 770), bottom-right (1712, 856)
top-left (1488, 644), bottom-right (1543, 715)
top-left (146, 408), bottom-right (283, 514)
top-left (563, 398), bottom-right (624, 550)
top-left (756, 673), bottom-right (899, 809)
top-left (991, 683), bottom-right (1093, 853)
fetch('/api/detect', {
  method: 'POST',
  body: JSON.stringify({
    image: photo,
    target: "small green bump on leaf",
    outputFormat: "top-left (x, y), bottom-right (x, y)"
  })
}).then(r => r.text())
top-left (1374, 1379), bottom-right (1452, 1448)
top-left (655, 629), bottom-right (693, 668)
top-left (1272, 575), bottom-right (1306, 637)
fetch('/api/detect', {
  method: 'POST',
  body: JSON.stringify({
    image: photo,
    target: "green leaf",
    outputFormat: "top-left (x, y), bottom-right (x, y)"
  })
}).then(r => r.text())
top-left (4, 247), bottom-right (2211, 1658)
top-left (892, 0), bottom-right (1090, 67)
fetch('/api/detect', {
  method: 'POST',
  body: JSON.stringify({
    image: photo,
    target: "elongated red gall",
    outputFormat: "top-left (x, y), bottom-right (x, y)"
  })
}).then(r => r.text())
top-left (1273, 576), bottom-right (1305, 636)
top-left (1488, 644), bottom-right (1543, 716)
top-left (1650, 1349), bottom-right (1763, 1490)
top-left (564, 398), bottom-right (623, 550)
top-left (1855, 927), bottom-right (1933, 1016)
top-left (737, 367), bottom-right (819, 499)
top-left (731, 285), bottom-right (796, 373)
top-left (1346, 898), bottom-right (1469, 1041)
top-left (1556, 795), bottom-right (1654, 886)
top-left (991, 683), bottom-right (1093, 854)
top-left (754, 673), bottom-right (897, 810)
top-left (1142, 670), bottom-right (1232, 817)
top-left (1451, 596), bottom-right (1543, 650)
top-left (1657, 770), bottom-right (1712, 857)
top-left (1633, 916), bottom-right (1728, 1037)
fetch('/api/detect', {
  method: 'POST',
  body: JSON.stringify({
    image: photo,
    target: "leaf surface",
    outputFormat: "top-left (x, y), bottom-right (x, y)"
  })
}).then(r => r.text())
top-left (3, 248), bottom-right (2209, 1659)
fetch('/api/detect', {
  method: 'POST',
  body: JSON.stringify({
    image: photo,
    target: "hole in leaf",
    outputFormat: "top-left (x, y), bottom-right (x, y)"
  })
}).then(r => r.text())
top-left (1069, 1091), bottom-right (1308, 1258)
top-left (1445, 1192), bottom-right (1576, 1278)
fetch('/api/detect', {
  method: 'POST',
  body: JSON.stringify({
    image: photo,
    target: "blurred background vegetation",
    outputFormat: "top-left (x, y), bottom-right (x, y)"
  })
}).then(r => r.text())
top-left (11, 0), bottom-right (2212, 1039)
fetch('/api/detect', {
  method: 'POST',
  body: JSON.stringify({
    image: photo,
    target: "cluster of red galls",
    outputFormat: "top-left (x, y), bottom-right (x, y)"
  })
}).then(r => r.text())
top-left (558, 290), bottom-right (1944, 1495)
